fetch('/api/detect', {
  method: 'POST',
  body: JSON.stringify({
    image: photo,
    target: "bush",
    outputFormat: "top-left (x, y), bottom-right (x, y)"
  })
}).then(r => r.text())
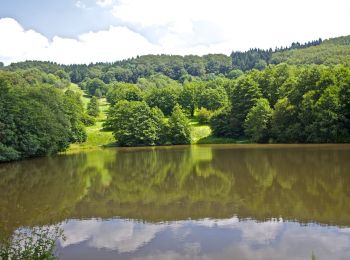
top-left (0, 226), bottom-right (64, 260)
top-left (0, 144), bottom-right (20, 162)
top-left (81, 113), bottom-right (96, 126)
top-left (196, 107), bottom-right (212, 124)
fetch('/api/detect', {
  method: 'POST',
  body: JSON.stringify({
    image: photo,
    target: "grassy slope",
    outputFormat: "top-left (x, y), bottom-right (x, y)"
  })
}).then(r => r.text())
top-left (65, 85), bottom-right (115, 153)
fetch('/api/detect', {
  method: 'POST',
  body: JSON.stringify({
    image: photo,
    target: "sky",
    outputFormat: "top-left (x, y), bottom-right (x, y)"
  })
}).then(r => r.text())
top-left (0, 0), bottom-right (350, 65)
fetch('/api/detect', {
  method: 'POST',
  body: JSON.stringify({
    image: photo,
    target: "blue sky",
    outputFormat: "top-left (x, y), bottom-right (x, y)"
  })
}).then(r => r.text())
top-left (0, 0), bottom-right (118, 38)
top-left (0, 0), bottom-right (350, 64)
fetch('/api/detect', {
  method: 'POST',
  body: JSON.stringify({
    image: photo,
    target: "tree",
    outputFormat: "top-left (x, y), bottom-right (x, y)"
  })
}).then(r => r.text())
top-left (203, 54), bottom-right (232, 74)
top-left (197, 107), bottom-right (212, 124)
top-left (54, 70), bottom-right (70, 81)
top-left (178, 82), bottom-right (198, 116)
top-left (85, 78), bottom-right (106, 97)
top-left (63, 90), bottom-right (87, 143)
top-left (244, 98), bottom-right (273, 142)
top-left (87, 96), bottom-right (100, 117)
top-left (184, 55), bottom-right (206, 76)
top-left (113, 67), bottom-right (133, 82)
top-left (227, 69), bottom-right (243, 79)
top-left (106, 101), bottom-right (164, 146)
top-left (271, 97), bottom-right (301, 142)
top-left (106, 83), bottom-right (143, 105)
top-left (0, 80), bottom-right (75, 162)
top-left (307, 85), bottom-right (348, 142)
top-left (229, 75), bottom-right (262, 137)
top-left (102, 70), bottom-right (116, 84)
top-left (168, 105), bottom-right (191, 144)
top-left (198, 87), bottom-right (228, 111)
top-left (145, 86), bottom-right (180, 116)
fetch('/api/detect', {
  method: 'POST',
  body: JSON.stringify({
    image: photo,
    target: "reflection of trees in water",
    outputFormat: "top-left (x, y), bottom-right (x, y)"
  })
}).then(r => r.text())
top-left (0, 151), bottom-right (115, 238)
top-left (1, 146), bottom-right (350, 234)
top-left (237, 147), bottom-right (350, 225)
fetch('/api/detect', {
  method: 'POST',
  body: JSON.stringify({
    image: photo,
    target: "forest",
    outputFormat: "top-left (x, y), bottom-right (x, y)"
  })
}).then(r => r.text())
top-left (1, 35), bottom-right (350, 162)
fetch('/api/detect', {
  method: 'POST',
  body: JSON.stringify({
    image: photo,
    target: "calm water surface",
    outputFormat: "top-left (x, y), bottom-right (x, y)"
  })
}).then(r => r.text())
top-left (1, 144), bottom-right (350, 259)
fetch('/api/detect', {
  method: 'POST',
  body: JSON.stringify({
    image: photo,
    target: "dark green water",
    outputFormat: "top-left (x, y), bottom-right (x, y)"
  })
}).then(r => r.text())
top-left (1, 144), bottom-right (350, 259)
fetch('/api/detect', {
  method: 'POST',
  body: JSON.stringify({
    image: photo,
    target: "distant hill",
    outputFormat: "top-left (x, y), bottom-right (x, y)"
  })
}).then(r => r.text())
top-left (271, 35), bottom-right (350, 66)
top-left (2, 35), bottom-right (350, 83)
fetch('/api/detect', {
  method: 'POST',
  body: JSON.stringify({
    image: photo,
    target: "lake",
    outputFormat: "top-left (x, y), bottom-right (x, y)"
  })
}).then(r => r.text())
top-left (1, 144), bottom-right (350, 259)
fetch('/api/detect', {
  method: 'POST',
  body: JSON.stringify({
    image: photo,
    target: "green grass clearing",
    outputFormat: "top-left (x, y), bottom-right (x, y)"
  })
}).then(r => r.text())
top-left (66, 91), bottom-right (115, 153)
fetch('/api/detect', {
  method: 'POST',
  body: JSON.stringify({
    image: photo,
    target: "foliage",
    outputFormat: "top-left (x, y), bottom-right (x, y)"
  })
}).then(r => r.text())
top-left (87, 96), bottom-right (99, 117)
top-left (244, 98), bottom-right (273, 142)
top-left (0, 74), bottom-right (86, 162)
top-left (63, 90), bottom-right (87, 143)
top-left (231, 48), bottom-right (272, 71)
top-left (196, 107), bottom-right (212, 125)
top-left (0, 226), bottom-right (64, 260)
top-left (80, 113), bottom-right (96, 126)
top-left (271, 37), bottom-right (350, 67)
top-left (145, 86), bottom-right (181, 116)
top-left (106, 82), bottom-right (143, 105)
top-left (226, 75), bottom-right (262, 137)
top-left (209, 107), bottom-right (233, 137)
top-left (197, 86), bottom-right (228, 111)
top-left (106, 101), bottom-right (165, 146)
top-left (178, 82), bottom-right (198, 116)
top-left (210, 64), bottom-right (350, 143)
top-left (167, 105), bottom-right (191, 144)
top-left (227, 69), bottom-right (243, 79)
top-left (83, 78), bottom-right (107, 97)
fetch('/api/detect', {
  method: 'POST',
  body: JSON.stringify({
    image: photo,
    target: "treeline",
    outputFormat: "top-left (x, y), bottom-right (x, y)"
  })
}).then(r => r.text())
top-left (0, 70), bottom-right (95, 162)
top-left (210, 64), bottom-right (350, 143)
top-left (4, 36), bottom-right (343, 86)
top-left (90, 63), bottom-right (350, 144)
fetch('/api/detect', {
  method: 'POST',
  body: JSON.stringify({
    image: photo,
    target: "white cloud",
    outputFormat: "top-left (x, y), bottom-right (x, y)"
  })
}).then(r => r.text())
top-left (111, 0), bottom-right (350, 51)
top-left (0, 18), bottom-right (49, 63)
top-left (96, 0), bottom-right (114, 7)
top-left (75, 0), bottom-right (86, 9)
top-left (0, 18), bottom-right (160, 64)
top-left (1, 0), bottom-right (350, 64)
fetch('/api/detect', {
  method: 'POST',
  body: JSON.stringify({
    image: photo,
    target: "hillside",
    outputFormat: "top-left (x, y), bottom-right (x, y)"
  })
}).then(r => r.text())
top-left (2, 35), bottom-right (350, 83)
top-left (271, 35), bottom-right (350, 66)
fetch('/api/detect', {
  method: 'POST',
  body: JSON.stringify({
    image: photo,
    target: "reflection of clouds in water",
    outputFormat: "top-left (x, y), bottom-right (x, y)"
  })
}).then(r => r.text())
top-left (239, 220), bottom-right (284, 245)
top-left (179, 217), bottom-right (283, 245)
top-left (60, 219), bottom-right (164, 253)
top-left (132, 250), bottom-right (212, 260)
top-left (131, 225), bottom-right (350, 260)
top-left (194, 216), bottom-right (240, 228)
top-left (208, 225), bottom-right (350, 260)
top-left (59, 217), bottom-right (350, 259)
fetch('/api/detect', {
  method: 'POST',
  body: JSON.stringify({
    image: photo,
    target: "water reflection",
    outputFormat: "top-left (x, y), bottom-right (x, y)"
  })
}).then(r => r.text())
top-left (56, 217), bottom-right (350, 260)
top-left (1, 144), bottom-right (350, 258)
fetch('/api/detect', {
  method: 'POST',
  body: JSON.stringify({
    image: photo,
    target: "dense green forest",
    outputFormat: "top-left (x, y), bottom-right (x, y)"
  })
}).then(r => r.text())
top-left (1, 35), bottom-right (350, 162)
